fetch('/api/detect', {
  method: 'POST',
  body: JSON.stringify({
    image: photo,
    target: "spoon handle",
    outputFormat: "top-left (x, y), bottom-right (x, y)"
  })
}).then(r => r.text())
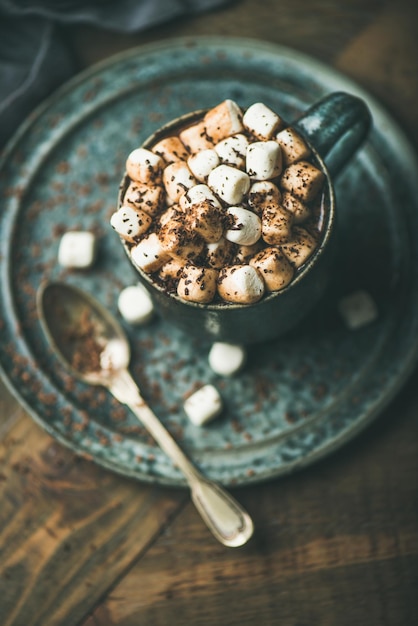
top-left (109, 369), bottom-right (254, 548)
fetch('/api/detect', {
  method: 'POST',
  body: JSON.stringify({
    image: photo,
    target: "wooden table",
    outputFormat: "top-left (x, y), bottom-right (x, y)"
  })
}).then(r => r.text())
top-left (1, 1), bottom-right (418, 624)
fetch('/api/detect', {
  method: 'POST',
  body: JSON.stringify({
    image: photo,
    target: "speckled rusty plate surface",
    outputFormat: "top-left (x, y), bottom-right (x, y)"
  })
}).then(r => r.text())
top-left (1, 37), bottom-right (418, 487)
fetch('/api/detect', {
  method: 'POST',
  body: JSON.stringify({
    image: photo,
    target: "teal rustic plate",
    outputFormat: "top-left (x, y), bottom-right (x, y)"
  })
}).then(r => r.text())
top-left (1, 37), bottom-right (418, 487)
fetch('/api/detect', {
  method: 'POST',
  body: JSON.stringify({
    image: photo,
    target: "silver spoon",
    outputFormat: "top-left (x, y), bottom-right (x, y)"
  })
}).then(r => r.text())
top-left (37, 281), bottom-right (254, 548)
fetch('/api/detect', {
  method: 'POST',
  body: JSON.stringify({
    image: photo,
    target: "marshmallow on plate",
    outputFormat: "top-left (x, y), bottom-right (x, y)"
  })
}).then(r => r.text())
top-left (126, 148), bottom-right (163, 184)
top-left (217, 265), bottom-right (265, 304)
top-left (249, 247), bottom-right (294, 291)
top-left (214, 133), bottom-right (249, 169)
top-left (118, 284), bottom-right (154, 325)
top-left (177, 265), bottom-right (219, 303)
top-left (246, 140), bottom-right (282, 180)
top-left (208, 342), bottom-right (246, 376)
top-left (152, 136), bottom-right (189, 164)
top-left (123, 181), bottom-right (165, 217)
top-left (183, 384), bottom-right (223, 426)
top-left (243, 102), bottom-right (283, 140)
top-left (204, 99), bottom-right (244, 142)
top-left (208, 164), bottom-right (250, 205)
top-left (187, 149), bottom-right (220, 182)
top-left (275, 127), bottom-right (311, 165)
top-left (338, 290), bottom-right (378, 330)
top-left (225, 206), bottom-right (262, 246)
top-left (130, 232), bottom-right (170, 273)
top-left (162, 161), bottom-right (197, 203)
top-left (281, 161), bottom-right (325, 202)
top-left (58, 231), bottom-right (97, 269)
top-left (110, 205), bottom-right (152, 243)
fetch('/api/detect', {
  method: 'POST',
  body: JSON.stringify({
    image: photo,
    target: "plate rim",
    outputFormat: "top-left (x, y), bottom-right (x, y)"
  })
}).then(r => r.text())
top-left (1, 35), bottom-right (418, 487)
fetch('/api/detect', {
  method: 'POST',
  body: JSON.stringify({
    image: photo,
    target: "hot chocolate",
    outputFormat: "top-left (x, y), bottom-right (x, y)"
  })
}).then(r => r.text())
top-left (111, 99), bottom-right (327, 306)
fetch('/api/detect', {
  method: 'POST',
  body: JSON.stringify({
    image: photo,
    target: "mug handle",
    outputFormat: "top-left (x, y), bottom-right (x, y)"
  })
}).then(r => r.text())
top-left (294, 91), bottom-right (371, 177)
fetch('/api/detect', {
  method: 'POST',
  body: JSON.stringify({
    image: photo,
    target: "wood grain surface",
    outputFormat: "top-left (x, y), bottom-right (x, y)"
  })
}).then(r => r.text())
top-left (1, 1), bottom-right (418, 624)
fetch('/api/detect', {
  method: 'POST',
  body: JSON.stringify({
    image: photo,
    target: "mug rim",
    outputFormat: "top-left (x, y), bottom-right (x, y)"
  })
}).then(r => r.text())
top-left (117, 108), bottom-right (336, 312)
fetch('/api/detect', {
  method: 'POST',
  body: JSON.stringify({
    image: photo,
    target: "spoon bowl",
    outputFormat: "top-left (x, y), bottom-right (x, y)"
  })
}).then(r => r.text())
top-left (38, 281), bottom-right (130, 385)
top-left (37, 281), bottom-right (254, 548)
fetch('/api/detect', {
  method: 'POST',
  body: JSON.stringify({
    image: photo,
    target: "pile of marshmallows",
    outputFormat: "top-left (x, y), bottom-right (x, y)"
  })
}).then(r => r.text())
top-left (111, 99), bottom-right (326, 305)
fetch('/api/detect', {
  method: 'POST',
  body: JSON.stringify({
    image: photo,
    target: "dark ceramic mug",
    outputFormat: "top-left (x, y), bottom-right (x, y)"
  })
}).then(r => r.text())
top-left (118, 92), bottom-right (371, 344)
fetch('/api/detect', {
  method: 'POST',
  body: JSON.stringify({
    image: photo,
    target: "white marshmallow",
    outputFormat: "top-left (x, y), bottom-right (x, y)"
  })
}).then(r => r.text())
top-left (214, 134), bottom-right (249, 169)
top-left (281, 161), bottom-right (325, 202)
top-left (123, 181), bottom-right (165, 217)
top-left (205, 237), bottom-right (233, 269)
top-left (281, 191), bottom-right (310, 223)
top-left (177, 265), bottom-right (219, 303)
top-left (159, 219), bottom-right (204, 261)
top-left (204, 99), bottom-right (244, 142)
top-left (217, 265), bottom-right (265, 304)
top-left (208, 342), bottom-right (246, 376)
top-left (338, 290), bottom-right (378, 330)
top-left (275, 127), bottom-right (311, 165)
top-left (179, 121), bottom-right (214, 153)
top-left (58, 231), bottom-right (97, 269)
top-left (130, 233), bottom-right (170, 273)
top-left (208, 164), bottom-right (250, 205)
top-left (246, 141), bottom-right (282, 180)
top-left (158, 205), bottom-right (182, 227)
top-left (249, 246), bottom-right (294, 292)
top-left (100, 338), bottom-right (130, 372)
top-left (126, 148), bottom-right (163, 184)
top-left (152, 136), bottom-right (189, 164)
top-left (184, 384), bottom-right (223, 426)
top-left (261, 204), bottom-right (294, 245)
top-left (248, 180), bottom-right (281, 214)
top-left (179, 183), bottom-right (222, 211)
top-left (117, 284), bottom-right (154, 325)
top-left (162, 161), bottom-right (197, 203)
top-left (243, 102), bottom-right (283, 140)
top-left (158, 257), bottom-right (184, 282)
top-left (233, 241), bottom-right (263, 264)
top-left (187, 149), bottom-right (220, 182)
top-left (110, 205), bottom-right (152, 243)
top-left (186, 200), bottom-right (223, 243)
top-left (225, 206), bottom-right (262, 246)
top-left (280, 226), bottom-right (318, 268)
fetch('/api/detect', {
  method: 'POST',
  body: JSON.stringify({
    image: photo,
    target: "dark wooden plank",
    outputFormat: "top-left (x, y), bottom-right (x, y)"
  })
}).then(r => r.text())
top-left (68, 0), bottom-right (387, 69)
top-left (83, 371), bottom-right (418, 625)
top-left (336, 2), bottom-right (418, 145)
top-left (0, 416), bottom-right (187, 626)
top-left (0, 379), bottom-right (22, 433)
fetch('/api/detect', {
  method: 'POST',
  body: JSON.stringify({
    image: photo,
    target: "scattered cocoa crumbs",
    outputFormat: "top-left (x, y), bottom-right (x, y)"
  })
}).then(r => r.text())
top-left (231, 418), bottom-right (243, 433)
top-left (64, 309), bottom-right (103, 374)
top-left (56, 161), bottom-right (70, 174)
top-left (312, 383), bottom-right (328, 400)
top-left (110, 407), bottom-right (127, 422)
top-left (284, 410), bottom-right (298, 424)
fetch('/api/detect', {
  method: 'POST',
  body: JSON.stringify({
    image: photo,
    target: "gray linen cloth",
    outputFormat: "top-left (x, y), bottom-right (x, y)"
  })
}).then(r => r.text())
top-left (0, 0), bottom-right (231, 147)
